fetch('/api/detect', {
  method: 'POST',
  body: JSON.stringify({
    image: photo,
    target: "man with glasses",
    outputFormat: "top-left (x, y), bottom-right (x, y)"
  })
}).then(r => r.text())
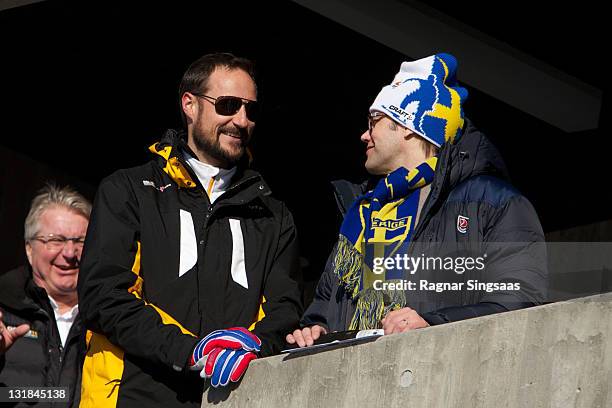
top-left (287, 53), bottom-right (547, 347)
top-left (0, 183), bottom-right (90, 407)
top-left (78, 52), bottom-right (302, 407)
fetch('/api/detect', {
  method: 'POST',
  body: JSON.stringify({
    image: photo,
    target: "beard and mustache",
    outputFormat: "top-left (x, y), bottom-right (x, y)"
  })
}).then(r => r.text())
top-left (192, 123), bottom-right (250, 168)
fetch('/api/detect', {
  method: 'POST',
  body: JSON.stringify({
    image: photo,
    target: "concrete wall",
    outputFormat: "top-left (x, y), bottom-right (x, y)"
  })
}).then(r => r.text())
top-left (546, 220), bottom-right (612, 242)
top-left (546, 221), bottom-right (612, 301)
top-left (202, 293), bottom-right (612, 407)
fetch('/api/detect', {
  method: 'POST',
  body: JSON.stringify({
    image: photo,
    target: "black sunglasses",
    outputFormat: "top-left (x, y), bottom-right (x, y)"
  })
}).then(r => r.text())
top-left (192, 93), bottom-right (260, 122)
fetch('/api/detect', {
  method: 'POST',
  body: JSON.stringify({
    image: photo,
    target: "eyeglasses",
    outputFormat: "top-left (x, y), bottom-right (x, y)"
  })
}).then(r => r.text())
top-left (32, 234), bottom-right (85, 251)
top-left (367, 113), bottom-right (385, 135)
top-left (192, 93), bottom-right (260, 122)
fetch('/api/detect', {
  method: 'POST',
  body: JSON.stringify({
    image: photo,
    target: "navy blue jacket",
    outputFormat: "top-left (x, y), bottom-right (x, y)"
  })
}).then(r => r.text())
top-left (302, 120), bottom-right (547, 330)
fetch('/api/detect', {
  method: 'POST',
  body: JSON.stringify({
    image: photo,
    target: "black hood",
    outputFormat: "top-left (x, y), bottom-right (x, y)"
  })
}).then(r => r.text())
top-left (439, 118), bottom-right (510, 193)
top-left (407, 118), bottom-right (511, 239)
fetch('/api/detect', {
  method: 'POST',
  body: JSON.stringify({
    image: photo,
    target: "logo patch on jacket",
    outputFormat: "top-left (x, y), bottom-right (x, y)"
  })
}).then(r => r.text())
top-left (143, 180), bottom-right (172, 192)
top-left (7, 326), bottom-right (38, 339)
top-left (25, 329), bottom-right (39, 339)
top-left (457, 215), bottom-right (469, 234)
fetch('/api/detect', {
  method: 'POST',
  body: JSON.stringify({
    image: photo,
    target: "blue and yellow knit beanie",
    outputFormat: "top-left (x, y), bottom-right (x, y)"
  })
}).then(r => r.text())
top-left (369, 53), bottom-right (468, 147)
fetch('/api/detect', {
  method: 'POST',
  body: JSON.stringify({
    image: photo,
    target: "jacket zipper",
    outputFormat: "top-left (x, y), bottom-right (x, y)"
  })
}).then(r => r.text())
top-left (196, 174), bottom-right (262, 255)
top-left (175, 151), bottom-right (261, 216)
top-left (205, 175), bottom-right (261, 223)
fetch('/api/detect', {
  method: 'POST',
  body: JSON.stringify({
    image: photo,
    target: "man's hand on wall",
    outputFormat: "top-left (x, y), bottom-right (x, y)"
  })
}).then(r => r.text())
top-left (381, 307), bottom-right (429, 334)
top-left (285, 325), bottom-right (328, 347)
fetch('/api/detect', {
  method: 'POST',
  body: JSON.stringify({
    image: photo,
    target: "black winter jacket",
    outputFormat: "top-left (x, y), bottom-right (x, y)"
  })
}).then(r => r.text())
top-left (77, 130), bottom-right (302, 407)
top-left (0, 266), bottom-right (85, 408)
top-left (302, 120), bottom-right (548, 330)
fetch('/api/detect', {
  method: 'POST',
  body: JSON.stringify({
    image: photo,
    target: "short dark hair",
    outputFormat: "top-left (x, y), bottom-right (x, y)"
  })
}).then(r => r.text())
top-left (415, 135), bottom-right (439, 159)
top-left (178, 52), bottom-right (256, 126)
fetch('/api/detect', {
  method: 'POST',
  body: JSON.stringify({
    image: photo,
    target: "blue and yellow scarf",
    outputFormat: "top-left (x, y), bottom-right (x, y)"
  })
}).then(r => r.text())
top-left (334, 156), bottom-right (438, 330)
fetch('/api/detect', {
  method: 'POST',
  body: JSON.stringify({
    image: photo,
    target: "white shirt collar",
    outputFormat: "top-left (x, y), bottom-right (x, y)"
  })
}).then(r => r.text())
top-left (183, 150), bottom-right (237, 203)
top-left (48, 296), bottom-right (79, 320)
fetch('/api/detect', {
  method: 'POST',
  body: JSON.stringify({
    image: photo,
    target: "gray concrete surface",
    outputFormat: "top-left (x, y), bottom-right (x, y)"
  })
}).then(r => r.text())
top-left (202, 293), bottom-right (612, 407)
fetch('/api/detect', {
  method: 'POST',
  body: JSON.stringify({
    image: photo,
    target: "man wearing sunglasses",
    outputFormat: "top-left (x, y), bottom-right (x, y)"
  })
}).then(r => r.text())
top-left (78, 52), bottom-right (302, 407)
top-left (287, 53), bottom-right (547, 348)
top-left (1, 184), bottom-right (90, 407)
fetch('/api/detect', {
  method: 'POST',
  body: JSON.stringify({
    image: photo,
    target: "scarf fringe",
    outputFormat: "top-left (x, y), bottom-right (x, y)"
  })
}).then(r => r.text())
top-left (334, 235), bottom-right (363, 299)
top-left (348, 283), bottom-right (408, 330)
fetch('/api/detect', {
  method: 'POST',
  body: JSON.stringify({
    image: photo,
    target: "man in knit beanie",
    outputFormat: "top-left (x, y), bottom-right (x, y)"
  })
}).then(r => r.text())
top-left (288, 53), bottom-right (547, 347)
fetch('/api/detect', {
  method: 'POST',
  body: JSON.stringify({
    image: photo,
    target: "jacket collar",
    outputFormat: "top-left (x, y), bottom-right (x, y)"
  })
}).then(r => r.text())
top-left (408, 118), bottom-right (510, 240)
top-left (149, 129), bottom-right (273, 205)
top-left (149, 130), bottom-right (197, 189)
top-left (0, 265), bottom-right (50, 316)
top-left (435, 118), bottom-right (510, 195)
